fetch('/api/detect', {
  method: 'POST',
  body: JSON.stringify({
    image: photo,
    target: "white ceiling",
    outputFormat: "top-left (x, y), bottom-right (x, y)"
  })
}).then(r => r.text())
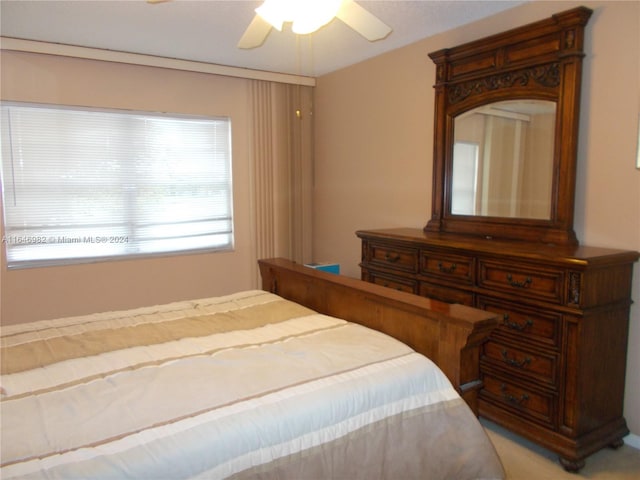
top-left (0, 0), bottom-right (527, 78)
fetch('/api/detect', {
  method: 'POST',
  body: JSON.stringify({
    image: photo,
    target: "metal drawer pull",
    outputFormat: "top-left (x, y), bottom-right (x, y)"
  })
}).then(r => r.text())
top-left (506, 274), bottom-right (532, 288)
top-left (501, 350), bottom-right (532, 368)
top-left (503, 314), bottom-right (534, 332)
top-left (384, 252), bottom-right (401, 262)
top-left (500, 384), bottom-right (530, 405)
top-left (437, 262), bottom-right (457, 274)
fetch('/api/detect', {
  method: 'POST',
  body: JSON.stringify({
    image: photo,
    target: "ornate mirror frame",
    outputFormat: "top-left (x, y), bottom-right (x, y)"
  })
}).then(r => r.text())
top-left (425, 7), bottom-right (592, 246)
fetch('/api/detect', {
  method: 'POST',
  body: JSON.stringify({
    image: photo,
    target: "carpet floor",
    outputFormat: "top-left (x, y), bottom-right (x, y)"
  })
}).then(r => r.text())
top-left (482, 419), bottom-right (640, 479)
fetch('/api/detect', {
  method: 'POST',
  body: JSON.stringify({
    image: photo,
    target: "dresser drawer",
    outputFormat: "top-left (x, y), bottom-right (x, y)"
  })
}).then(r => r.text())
top-left (367, 242), bottom-right (419, 274)
top-left (482, 340), bottom-right (558, 386)
top-left (477, 296), bottom-right (562, 349)
top-left (479, 260), bottom-right (564, 304)
top-left (481, 374), bottom-right (555, 428)
top-left (420, 250), bottom-right (474, 285)
top-left (419, 281), bottom-right (474, 306)
top-left (367, 271), bottom-right (418, 294)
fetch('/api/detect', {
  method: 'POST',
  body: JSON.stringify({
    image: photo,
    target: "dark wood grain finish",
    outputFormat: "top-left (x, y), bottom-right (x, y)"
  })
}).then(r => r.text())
top-left (357, 228), bottom-right (639, 471)
top-left (426, 7), bottom-right (593, 246)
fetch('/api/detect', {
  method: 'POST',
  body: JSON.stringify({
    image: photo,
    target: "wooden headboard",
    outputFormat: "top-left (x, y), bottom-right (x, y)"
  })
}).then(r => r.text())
top-left (258, 258), bottom-right (499, 415)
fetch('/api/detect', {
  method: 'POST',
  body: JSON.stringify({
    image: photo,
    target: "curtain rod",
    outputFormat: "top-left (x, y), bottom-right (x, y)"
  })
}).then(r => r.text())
top-left (0, 37), bottom-right (317, 87)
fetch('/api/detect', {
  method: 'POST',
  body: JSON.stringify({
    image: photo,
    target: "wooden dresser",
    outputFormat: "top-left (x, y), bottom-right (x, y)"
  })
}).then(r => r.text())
top-left (357, 227), bottom-right (639, 471)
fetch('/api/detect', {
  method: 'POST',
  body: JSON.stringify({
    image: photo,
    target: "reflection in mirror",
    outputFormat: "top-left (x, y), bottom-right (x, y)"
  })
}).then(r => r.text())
top-left (451, 100), bottom-right (556, 219)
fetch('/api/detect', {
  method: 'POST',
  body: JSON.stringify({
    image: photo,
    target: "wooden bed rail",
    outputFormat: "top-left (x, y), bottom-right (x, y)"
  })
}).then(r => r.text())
top-left (258, 258), bottom-right (499, 415)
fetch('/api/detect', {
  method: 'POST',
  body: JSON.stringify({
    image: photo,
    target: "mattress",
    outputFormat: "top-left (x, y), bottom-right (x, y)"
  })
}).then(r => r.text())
top-left (1, 290), bottom-right (504, 479)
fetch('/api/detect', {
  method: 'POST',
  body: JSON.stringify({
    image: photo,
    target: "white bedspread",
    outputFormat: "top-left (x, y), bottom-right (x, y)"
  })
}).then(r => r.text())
top-left (1, 290), bottom-right (504, 479)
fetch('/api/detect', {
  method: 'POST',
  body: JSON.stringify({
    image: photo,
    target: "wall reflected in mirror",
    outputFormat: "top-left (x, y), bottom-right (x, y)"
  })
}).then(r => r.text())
top-left (451, 100), bottom-right (556, 219)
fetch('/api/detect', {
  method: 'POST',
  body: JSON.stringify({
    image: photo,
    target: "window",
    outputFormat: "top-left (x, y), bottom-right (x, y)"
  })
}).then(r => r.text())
top-left (1, 103), bottom-right (233, 269)
top-left (451, 141), bottom-right (479, 215)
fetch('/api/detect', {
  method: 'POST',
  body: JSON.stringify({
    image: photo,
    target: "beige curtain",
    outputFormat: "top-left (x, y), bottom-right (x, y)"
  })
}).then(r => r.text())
top-left (249, 80), bottom-right (314, 282)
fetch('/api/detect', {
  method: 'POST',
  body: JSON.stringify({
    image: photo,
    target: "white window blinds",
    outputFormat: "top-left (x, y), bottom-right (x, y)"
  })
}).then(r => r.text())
top-left (1, 103), bottom-right (233, 269)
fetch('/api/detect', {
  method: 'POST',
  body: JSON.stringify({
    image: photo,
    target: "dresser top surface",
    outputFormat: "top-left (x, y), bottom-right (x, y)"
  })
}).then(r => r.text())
top-left (357, 228), bottom-right (640, 266)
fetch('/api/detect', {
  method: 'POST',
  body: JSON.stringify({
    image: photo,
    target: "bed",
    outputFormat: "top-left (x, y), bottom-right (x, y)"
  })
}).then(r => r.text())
top-left (1, 258), bottom-right (505, 479)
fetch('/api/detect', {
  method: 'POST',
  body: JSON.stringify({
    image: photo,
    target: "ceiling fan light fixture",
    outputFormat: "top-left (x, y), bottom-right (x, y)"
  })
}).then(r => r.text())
top-left (255, 0), bottom-right (343, 35)
top-left (255, 0), bottom-right (285, 31)
top-left (239, 0), bottom-right (391, 49)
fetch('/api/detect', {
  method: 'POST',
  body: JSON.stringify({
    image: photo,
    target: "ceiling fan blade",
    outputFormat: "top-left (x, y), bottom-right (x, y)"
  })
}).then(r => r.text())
top-left (336, 0), bottom-right (392, 41)
top-left (238, 15), bottom-right (273, 49)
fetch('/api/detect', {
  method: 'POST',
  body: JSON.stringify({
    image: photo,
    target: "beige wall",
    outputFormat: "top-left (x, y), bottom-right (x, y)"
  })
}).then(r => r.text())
top-left (313, 0), bottom-right (640, 437)
top-left (0, 52), bottom-right (260, 323)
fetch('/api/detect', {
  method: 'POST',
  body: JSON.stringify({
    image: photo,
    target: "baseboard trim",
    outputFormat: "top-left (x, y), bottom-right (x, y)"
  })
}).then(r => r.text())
top-left (624, 432), bottom-right (640, 450)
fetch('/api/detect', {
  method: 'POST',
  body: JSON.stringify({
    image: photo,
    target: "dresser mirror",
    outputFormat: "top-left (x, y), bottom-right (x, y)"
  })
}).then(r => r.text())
top-left (425, 7), bottom-right (593, 246)
top-left (452, 99), bottom-right (556, 220)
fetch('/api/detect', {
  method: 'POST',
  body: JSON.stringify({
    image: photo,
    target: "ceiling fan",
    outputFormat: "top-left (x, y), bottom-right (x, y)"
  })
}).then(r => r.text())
top-left (148, 0), bottom-right (392, 50)
top-left (238, 0), bottom-right (392, 49)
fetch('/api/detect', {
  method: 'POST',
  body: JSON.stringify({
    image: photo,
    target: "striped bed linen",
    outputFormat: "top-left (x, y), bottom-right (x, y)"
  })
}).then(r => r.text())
top-left (1, 290), bottom-right (505, 479)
